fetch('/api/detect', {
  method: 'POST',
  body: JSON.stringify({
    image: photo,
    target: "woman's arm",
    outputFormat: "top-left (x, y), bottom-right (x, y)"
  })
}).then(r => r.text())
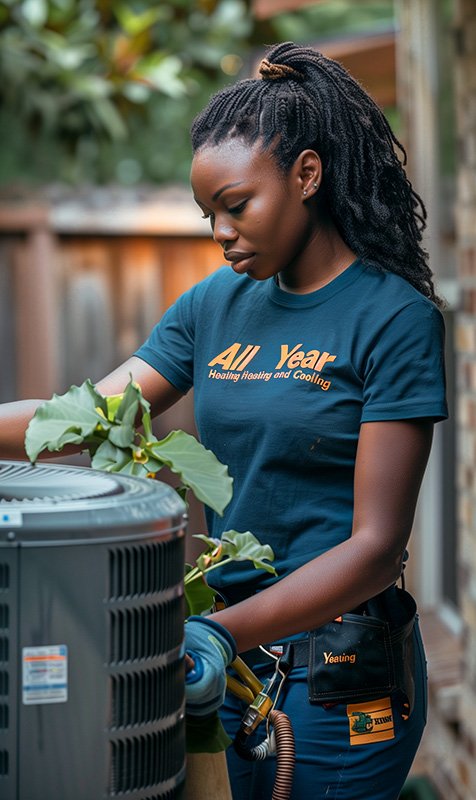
top-left (95, 356), bottom-right (184, 415)
top-left (0, 356), bottom-right (183, 460)
top-left (211, 419), bottom-right (433, 652)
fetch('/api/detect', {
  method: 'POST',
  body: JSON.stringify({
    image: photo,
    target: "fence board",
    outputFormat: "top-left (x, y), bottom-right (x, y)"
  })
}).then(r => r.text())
top-left (13, 227), bottom-right (60, 399)
top-left (0, 238), bottom-right (17, 402)
top-left (59, 239), bottom-right (116, 389)
top-left (115, 238), bottom-right (163, 363)
top-left (160, 237), bottom-right (223, 310)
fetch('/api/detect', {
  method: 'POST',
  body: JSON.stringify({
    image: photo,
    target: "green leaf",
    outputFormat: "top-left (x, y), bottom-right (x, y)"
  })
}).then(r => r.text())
top-left (105, 393), bottom-right (125, 421)
top-left (90, 439), bottom-right (132, 472)
top-left (91, 441), bottom-right (153, 478)
top-left (140, 407), bottom-right (154, 442)
top-left (114, 378), bottom-right (141, 424)
top-left (113, 376), bottom-right (155, 440)
top-left (195, 531), bottom-right (277, 575)
top-left (116, 375), bottom-right (150, 425)
top-left (221, 530), bottom-right (277, 574)
top-left (150, 430), bottom-right (233, 515)
top-left (25, 379), bottom-right (108, 462)
top-left (106, 378), bottom-right (151, 448)
top-left (141, 453), bottom-right (163, 475)
top-left (108, 423), bottom-right (135, 448)
top-left (106, 384), bottom-right (138, 446)
top-left (186, 713), bottom-right (232, 754)
top-left (114, 459), bottom-right (149, 477)
top-left (184, 565), bottom-right (216, 616)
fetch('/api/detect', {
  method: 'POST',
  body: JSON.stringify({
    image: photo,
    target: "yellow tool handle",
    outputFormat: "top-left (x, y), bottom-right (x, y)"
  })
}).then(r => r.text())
top-left (230, 655), bottom-right (264, 696)
top-left (226, 674), bottom-right (256, 704)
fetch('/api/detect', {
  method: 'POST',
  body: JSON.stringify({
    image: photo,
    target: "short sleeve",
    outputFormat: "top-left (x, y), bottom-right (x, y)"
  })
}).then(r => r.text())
top-left (360, 301), bottom-right (448, 423)
top-left (134, 288), bottom-right (196, 394)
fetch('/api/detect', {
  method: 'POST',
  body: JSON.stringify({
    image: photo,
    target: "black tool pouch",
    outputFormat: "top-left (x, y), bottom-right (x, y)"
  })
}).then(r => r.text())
top-left (307, 588), bottom-right (416, 713)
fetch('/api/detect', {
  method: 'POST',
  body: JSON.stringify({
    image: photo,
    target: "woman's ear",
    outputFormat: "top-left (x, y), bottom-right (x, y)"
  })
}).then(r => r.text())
top-left (296, 149), bottom-right (322, 198)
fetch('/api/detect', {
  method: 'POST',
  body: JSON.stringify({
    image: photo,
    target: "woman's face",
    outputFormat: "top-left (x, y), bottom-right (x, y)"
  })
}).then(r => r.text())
top-left (190, 138), bottom-right (320, 282)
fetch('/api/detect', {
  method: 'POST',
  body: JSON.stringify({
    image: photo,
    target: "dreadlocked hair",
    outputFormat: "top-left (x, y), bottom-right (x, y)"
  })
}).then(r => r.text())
top-left (191, 41), bottom-right (442, 307)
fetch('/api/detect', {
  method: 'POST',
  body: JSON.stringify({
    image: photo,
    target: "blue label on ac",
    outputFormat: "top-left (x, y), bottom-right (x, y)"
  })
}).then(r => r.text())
top-left (0, 510), bottom-right (23, 526)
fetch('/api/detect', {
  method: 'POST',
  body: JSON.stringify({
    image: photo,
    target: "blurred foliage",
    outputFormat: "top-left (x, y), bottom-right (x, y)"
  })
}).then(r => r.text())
top-left (0, 0), bottom-right (395, 186)
top-left (272, 0), bottom-right (393, 41)
top-left (0, 0), bottom-right (253, 184)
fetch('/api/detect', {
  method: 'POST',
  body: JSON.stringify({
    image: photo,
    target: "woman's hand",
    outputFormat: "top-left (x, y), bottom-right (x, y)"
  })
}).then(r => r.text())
top-left (184, 616), bottom-right (237, 717)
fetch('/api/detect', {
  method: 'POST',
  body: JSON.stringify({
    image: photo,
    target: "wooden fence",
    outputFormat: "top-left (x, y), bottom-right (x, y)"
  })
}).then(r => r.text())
top-left (0, 188), bottom-right (222, 404)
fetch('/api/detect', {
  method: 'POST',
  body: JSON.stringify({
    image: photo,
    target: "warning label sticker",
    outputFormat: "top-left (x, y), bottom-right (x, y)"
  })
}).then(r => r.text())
top-left (22, 645), bottom-right (68, 705)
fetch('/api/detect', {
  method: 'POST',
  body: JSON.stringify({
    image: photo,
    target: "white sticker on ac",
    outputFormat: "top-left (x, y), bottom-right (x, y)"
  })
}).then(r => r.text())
top-left (22, 645), bottom-right (68, 705)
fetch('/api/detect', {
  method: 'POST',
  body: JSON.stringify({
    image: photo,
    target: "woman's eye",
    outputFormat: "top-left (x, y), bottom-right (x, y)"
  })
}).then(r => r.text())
top-left (228, 201), bottom-right (247, 215)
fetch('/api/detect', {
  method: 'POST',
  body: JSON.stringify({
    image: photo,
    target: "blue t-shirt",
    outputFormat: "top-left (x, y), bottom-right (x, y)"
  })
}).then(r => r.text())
top-left (135, 260), bottom-right (447, 601)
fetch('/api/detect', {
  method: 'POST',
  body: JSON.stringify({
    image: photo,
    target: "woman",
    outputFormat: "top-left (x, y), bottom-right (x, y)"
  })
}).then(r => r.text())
top-left (0, 43), bottom-right (447, 799)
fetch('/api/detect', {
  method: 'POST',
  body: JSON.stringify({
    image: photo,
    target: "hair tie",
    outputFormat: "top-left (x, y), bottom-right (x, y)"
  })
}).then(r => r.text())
top-left (259, 58), bottom-right (302, 81)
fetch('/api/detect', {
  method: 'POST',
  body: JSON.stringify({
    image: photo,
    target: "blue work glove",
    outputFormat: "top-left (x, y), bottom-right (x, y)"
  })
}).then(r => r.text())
top-left (185, 616), bottom-right (237, 717)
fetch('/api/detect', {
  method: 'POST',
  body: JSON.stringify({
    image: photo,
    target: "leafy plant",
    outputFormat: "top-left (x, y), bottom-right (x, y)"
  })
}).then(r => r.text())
top-left (25, 375), bottom-right (233, 514)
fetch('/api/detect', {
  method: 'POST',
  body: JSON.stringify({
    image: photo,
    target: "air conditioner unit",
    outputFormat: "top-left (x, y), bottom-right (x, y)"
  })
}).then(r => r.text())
top-left (0, 460), bottom-right (186, 800)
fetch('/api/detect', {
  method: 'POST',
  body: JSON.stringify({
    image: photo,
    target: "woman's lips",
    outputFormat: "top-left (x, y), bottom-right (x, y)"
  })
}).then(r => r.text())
top-left (225, 251), bottom-right (256, 273)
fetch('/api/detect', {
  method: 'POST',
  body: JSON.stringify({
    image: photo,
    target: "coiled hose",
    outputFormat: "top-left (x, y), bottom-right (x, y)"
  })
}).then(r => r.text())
top-left (233, 708), bottom-right (295, 800)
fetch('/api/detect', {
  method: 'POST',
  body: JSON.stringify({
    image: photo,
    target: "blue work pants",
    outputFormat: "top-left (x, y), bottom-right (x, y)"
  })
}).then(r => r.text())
top-left (220, 622), bottom-right (427, 800)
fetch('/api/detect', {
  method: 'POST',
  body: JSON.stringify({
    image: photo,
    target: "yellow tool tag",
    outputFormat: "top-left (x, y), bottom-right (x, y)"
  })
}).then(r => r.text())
top-left (347, 697), bottom-right (395, 746)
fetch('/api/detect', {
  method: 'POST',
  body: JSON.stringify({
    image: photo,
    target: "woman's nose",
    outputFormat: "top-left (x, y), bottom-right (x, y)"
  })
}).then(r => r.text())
top-left (213, 216), bottom-right (238, 246)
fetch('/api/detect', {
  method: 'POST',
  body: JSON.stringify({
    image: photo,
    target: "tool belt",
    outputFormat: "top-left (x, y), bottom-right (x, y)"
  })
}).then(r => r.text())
top-left (240, 587), bottom-right (417, 714)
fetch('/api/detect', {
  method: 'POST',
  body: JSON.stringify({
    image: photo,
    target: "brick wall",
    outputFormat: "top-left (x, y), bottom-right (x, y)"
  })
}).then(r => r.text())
top-left (454, 1), bottom-right (476, 798)
top-left (397, 0), bottom-right (476, 797)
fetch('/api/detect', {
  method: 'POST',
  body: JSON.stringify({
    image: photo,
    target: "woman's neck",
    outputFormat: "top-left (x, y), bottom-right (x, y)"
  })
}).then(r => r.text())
top-left (277, 219), bottom-right (357, 295)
